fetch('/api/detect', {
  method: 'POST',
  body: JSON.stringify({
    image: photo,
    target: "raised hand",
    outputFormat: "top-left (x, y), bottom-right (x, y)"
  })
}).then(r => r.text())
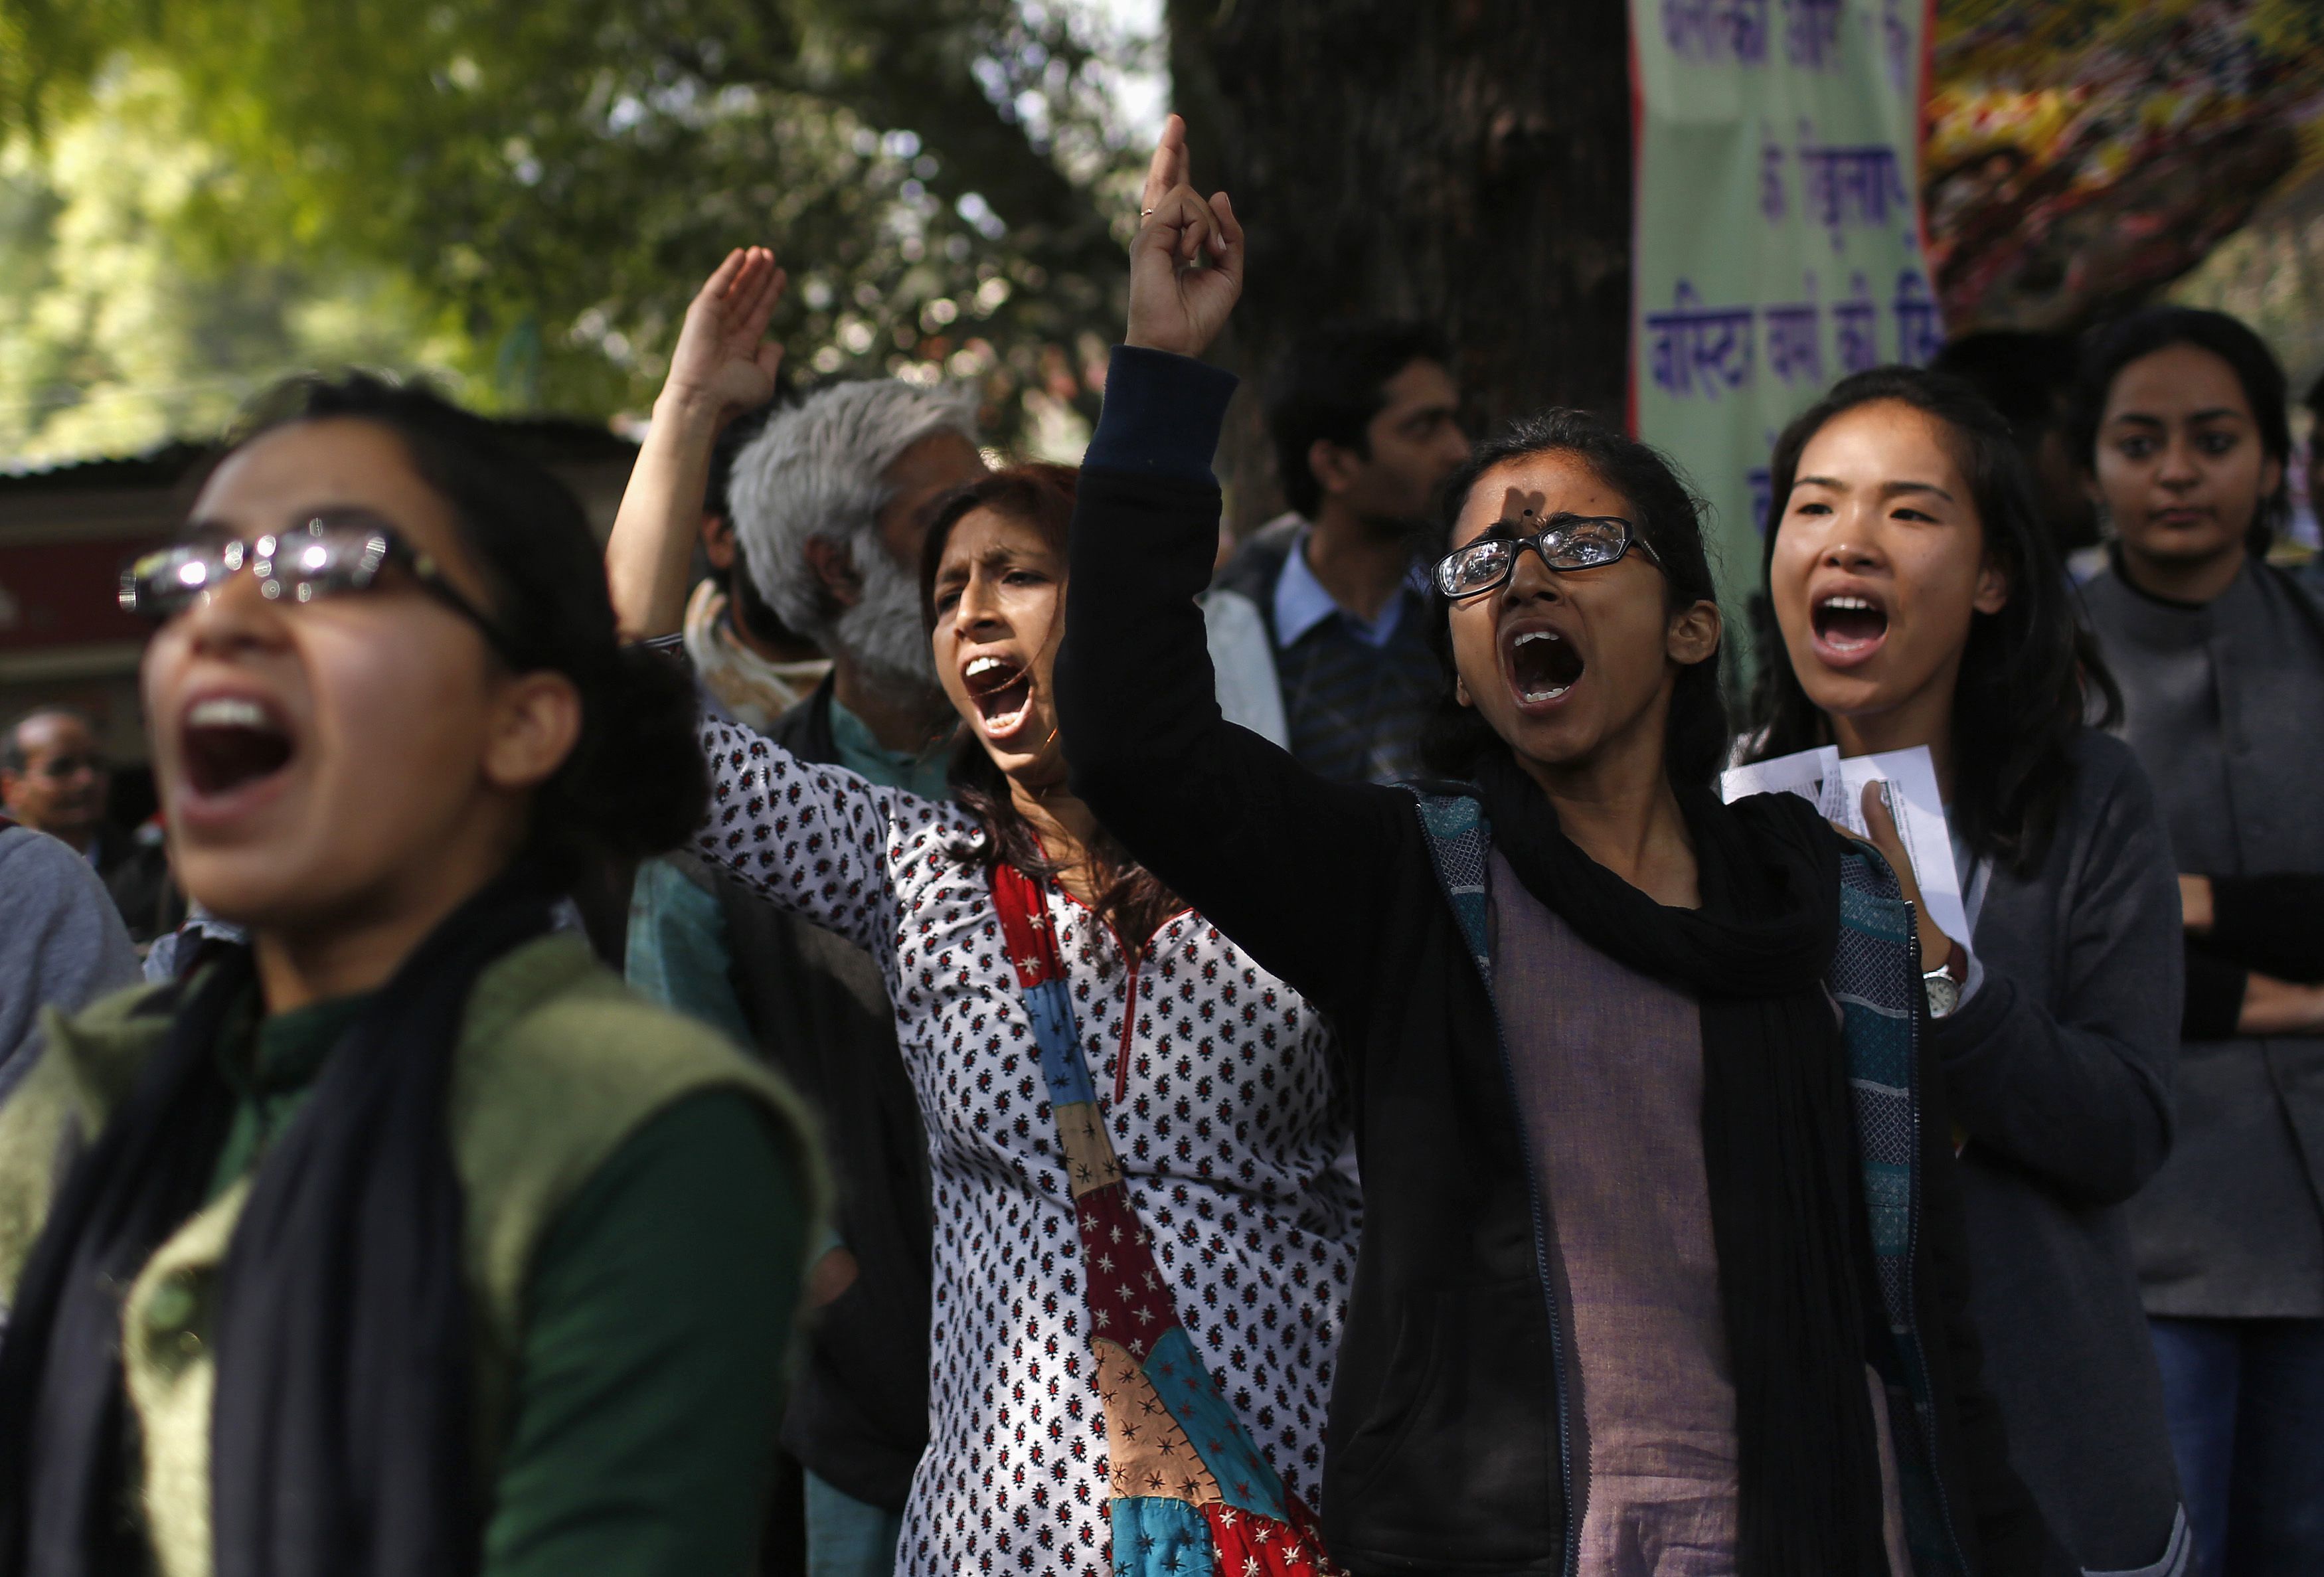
top-left (608, 243), bottom-right (786, 639)
top-left (1125, 116), bottom-right (1244, 360)
top-left (661, 245), bottom-right (788, 428)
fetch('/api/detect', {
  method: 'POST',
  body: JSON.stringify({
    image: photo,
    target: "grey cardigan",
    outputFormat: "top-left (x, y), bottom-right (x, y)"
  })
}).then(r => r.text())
top-left (1932, 729), bottom-right (2185, 1575)
top-left (2081, 556), bottom-right (2324, 1319)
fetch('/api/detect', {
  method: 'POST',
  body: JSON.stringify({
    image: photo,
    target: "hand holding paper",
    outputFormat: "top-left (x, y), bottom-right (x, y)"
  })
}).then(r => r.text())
top-left (1855, 780), bottom-right (1957, 972)
top-left (1722, 742), bottom-right (1972, 969)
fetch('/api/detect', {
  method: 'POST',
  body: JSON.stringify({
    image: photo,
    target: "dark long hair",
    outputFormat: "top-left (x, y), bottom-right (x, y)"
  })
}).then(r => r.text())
top-left (221, 373), bottom-right (707, 884)
top-left (917, 463), bottom-right (1185, 949)
top-left (1747, 366), bottom-right (2119, 875)
top-left (2068, 305), bottom-right (2294, 554)
top-left (1422, 409), bottom-right (1732, 789)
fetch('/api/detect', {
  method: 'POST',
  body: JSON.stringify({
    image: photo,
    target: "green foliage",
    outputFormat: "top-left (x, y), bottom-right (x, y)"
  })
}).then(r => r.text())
top-left (0, 0), bottom-right (1162, 458)
top-left (0, 64), bottom-right (473, 463)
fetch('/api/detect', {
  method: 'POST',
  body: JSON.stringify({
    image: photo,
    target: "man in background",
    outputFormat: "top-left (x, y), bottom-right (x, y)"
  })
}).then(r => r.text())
top-left (683, 404), bottom-right (833, 731)
top-left (1, 706), bottom-right (175, 941)
top-left (626, 376), bottom-right (984, 1577)
top-left (1214, 321), bottom-right (1470, 786)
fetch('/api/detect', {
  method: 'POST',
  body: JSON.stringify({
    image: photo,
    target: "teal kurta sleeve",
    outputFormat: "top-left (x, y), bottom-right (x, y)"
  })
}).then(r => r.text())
top-left (624, 855), bottom-right (756, 1048)
top-left (481, 1088), bottom-right (809, 1577)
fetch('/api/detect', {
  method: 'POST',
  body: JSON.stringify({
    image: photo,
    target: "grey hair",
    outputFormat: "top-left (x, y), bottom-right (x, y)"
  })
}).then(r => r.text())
top-left (728, 378), bottom-right (979, 637)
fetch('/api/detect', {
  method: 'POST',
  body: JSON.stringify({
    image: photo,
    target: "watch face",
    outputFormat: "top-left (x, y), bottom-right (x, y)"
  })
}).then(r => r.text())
top-left (1924, 971), bottom-right (1961, 1019)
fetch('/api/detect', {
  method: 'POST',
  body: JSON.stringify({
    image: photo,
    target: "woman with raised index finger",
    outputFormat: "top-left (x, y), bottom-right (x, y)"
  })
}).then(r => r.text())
top-left (1058, 118), bottom-right (2056, 1577)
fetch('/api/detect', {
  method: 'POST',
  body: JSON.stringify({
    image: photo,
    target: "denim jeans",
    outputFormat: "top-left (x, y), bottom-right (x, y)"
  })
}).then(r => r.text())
top-left (803, 1469), bottom-right (906, 1577)
top-left (2147, 1317), bottom-right (2324, 1576)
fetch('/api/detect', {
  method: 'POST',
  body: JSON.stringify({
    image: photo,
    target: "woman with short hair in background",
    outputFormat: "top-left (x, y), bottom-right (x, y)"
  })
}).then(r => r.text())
top-left (2074, 305), bottom-right (2324, 1576)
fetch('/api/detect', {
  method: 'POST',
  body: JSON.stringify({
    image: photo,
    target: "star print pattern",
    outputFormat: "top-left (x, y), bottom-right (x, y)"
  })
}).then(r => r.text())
top-left (695, 720), bottom-right (1359, 1576)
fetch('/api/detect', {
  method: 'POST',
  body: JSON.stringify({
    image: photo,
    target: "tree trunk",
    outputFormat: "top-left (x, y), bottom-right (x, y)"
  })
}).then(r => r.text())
top-left (1169, 0), bottom-right (1633, 533)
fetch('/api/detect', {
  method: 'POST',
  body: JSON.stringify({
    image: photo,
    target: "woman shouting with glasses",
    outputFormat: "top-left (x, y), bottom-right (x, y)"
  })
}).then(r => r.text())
top-left (1056, 119), bottom-right (2056, 1577)
top-left (0, 377), bottom-right (819, 1577)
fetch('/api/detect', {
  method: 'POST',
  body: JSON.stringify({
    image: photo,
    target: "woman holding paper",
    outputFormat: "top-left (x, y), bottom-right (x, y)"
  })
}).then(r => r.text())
top-left (1746, 366), bottom-right (2188, 1577)
top-left (1059, 118), bottom-right (2050, 1577)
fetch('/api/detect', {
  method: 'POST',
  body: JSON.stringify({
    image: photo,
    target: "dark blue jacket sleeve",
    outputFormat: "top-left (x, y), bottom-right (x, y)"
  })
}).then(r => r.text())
top-left (1060, 346), bottom-right (1417, 1022)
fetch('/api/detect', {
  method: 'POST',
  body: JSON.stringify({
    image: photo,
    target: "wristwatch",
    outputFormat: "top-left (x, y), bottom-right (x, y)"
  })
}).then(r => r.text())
top-left (1922, 948), bottom-right (1965, 1020)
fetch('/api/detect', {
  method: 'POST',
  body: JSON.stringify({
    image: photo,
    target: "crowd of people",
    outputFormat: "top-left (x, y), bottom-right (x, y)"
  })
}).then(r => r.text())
top-left (1, 114), bottom-right (2320, 1577)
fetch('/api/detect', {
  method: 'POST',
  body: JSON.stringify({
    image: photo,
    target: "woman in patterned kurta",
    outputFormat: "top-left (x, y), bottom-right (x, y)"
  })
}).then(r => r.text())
top-left (604, 248), bottom-right (1357, 1577)
top-left (691, 714), bottom-right (1355, 1575)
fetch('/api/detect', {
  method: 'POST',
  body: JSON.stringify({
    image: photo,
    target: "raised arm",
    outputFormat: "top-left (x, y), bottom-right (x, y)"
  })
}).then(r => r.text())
top-left (689, 716), bottom-right (926, 959)
top-left (603, 248), bottom-right (918, 958)
top-left (606, 246), bottom-right (786, 640)
top-left (1930, 742), bottom-right (2179, 1208)
top-left (1059, 118), bottom-right (1416, 1016)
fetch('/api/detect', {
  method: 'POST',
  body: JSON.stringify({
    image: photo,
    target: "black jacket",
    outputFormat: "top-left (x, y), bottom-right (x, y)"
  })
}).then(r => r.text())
top-left (1057, 346), bottom-right (2052, 1576)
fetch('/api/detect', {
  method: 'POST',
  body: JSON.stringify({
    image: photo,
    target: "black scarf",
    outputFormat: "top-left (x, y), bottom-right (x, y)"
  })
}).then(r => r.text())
top-left (1473, 752), bottom-right (1888, 1577)
top-left (0, 874), bottom-right (554, 1577)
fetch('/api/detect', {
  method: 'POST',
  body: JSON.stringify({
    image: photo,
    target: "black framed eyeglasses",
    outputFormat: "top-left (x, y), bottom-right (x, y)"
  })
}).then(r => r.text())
top-left (1432, 513), bottom-right (1661, 600)
top-left (120, 511), bottom-right (520, 661)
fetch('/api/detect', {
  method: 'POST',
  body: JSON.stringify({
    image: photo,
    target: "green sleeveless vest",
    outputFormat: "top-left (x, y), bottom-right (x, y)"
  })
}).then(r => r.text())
top-left (0, 933), bottom-right (823, 1577)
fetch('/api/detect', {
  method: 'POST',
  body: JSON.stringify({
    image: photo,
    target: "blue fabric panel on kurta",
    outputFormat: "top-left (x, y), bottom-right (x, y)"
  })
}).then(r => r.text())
top-left (1108, 1493), bottom-right (1214, 1577)
top-left (1141, 1327), bottom-right (1287, 1521)
top-left (1023, 977), bottom-right (1098, 1106)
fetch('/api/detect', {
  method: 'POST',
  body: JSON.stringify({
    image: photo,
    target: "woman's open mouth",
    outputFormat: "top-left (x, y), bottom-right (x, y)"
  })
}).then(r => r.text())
top-left (1810, 592), bottom-right (1889, 665)
top-left (1505, 627), bottom-right (1584, 708)
top-left (177, 694), bottom-right (296, 822)
top-left (962, 653), bottom-right (1036, 738)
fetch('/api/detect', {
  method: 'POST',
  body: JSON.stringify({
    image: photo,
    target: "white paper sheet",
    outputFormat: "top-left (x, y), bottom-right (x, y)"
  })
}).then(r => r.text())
top-left (1832, 748), bottom-right (1971, 946)
top-left (1721, 742), bottom-right (1971, 947)
top-left (1719, 744), bottom-right (1837, 809)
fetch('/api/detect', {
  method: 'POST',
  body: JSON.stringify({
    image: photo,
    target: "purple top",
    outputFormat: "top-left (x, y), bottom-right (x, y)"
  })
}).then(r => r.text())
top-left (1488, 852), bottom-right (1908, 1575)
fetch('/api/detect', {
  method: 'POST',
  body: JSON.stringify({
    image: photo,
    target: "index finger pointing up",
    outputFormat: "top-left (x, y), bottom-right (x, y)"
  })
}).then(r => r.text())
top-left (1141, 114), bottom-right (1189, 215)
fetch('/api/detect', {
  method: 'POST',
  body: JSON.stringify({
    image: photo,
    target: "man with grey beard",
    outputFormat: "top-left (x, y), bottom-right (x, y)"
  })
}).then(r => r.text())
top-left (732, 380), bottom-right (985, 790)
top-left (625, 377), bottom-right (983, 1577)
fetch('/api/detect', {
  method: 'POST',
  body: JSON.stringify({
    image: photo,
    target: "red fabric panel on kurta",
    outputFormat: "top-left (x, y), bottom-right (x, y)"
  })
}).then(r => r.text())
top-left (1074, 1182), bottom-right (1179, 1362)
top-left (1203, 1492), bottom-right (1335, 1577)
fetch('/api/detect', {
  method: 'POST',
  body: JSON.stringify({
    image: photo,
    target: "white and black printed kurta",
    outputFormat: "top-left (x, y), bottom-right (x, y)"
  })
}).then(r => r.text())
top-left (694, 721), bottom-right (1359, 1576)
